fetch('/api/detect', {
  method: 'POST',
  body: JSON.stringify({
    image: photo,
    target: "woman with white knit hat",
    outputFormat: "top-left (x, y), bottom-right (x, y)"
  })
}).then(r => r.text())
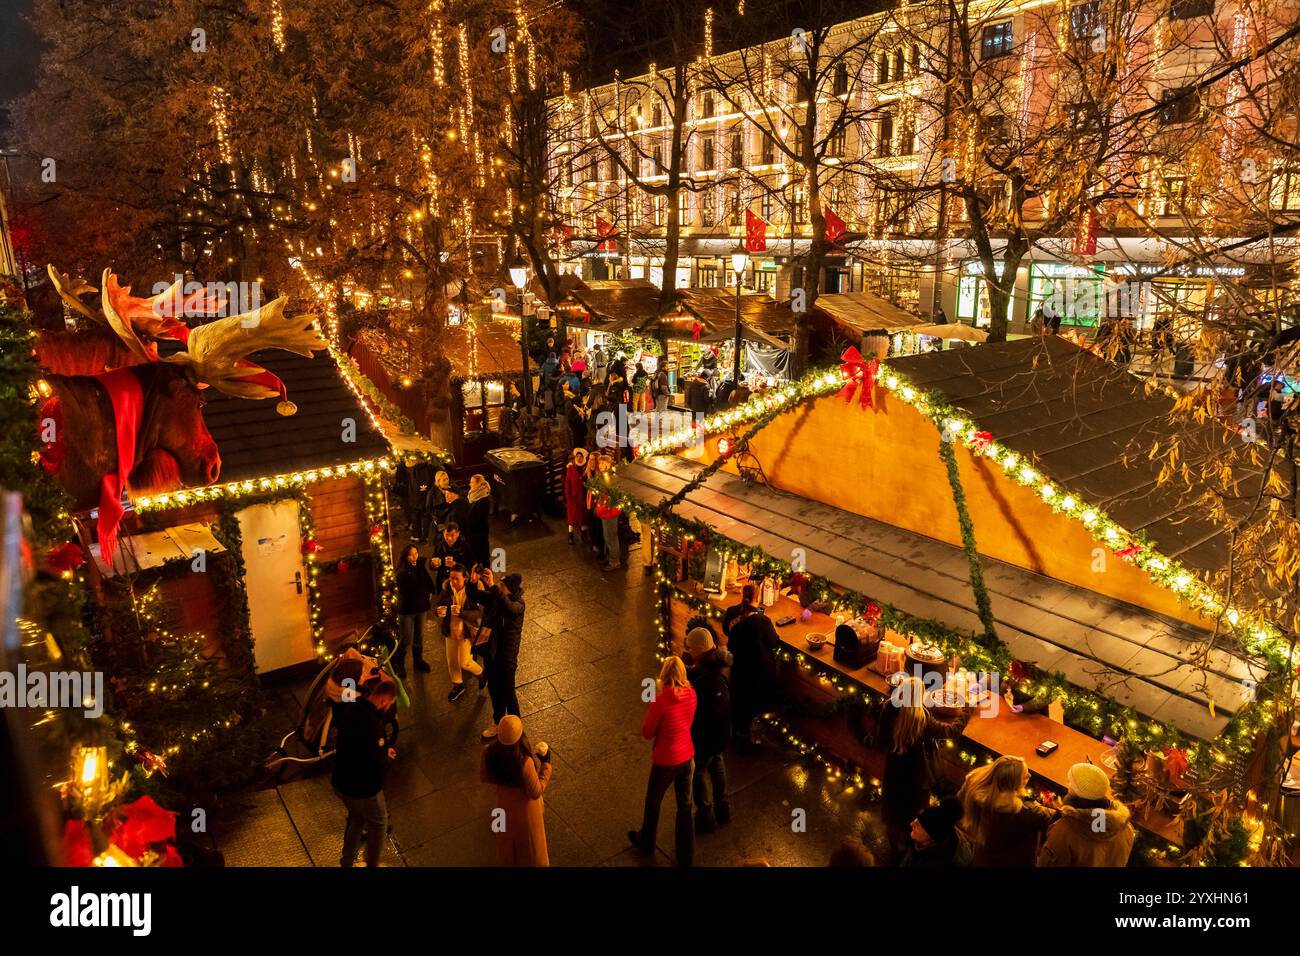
top-left (481, 715), bottom-right (552, 866)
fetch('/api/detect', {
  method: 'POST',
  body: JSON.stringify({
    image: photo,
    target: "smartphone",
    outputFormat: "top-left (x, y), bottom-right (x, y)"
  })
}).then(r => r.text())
top-left (775, 615), bottom-right (796, 627)
top-left (1035, 740), bottom-right (1059, 757)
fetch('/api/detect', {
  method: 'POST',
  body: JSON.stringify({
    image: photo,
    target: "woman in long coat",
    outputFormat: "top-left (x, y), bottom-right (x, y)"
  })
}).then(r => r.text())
top-left (481, 715), bottom-right (552, 866)
top-left (564, 448), bottom-right (589, 544)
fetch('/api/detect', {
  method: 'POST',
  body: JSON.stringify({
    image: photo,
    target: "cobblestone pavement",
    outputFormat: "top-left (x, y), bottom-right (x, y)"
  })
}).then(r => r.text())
top-left (210, 514), bottom-right (884, 866)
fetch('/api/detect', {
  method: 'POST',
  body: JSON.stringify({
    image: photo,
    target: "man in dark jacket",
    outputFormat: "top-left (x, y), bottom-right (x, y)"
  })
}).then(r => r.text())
top-left (727, 606), bottom-right (781, 750)
top-left (685, 627), bottom-right (732, 831)
top-left (431, 522), bottom-right (473, 589)
top-left (900, 797), bottom-right (972, 868)
top-left (405, 458), bottom-right (434, 540)
top-left (476, 570), bottom-right (526, 740)
top-left (331, 682), bottom-right (398, 867)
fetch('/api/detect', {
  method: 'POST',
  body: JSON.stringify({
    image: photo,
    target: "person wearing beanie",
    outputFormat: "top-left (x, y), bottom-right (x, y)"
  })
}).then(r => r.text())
top-left (476, 570), bottom-right (526, 741)
top-left (684, 626), bottom-right (733, 833)
top-left (481, 715), bottom-right (552, 866)
top-left (1037, 762), bottom-right (1135, 867)
top-left (899, 797), bottom-right (972, 867)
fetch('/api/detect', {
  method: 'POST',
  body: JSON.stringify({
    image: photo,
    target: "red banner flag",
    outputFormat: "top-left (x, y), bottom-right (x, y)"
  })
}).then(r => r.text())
top-left (595, 217), bottom-right (619, 253)
top-left (744, 208), bottom-right (768, 252)
top-left (824, 205), bottom-right (846, 245)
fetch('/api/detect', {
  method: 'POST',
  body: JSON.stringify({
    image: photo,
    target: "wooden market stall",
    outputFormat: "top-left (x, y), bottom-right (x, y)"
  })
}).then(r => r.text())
top-left (611, 336), bottom-right (1289, 854)
top-left (349, 321), bottom-right (523, 467)
top-left (813, 290), bottom-right (930, 358)
top-left (88, 348), bottom-right (397, 675)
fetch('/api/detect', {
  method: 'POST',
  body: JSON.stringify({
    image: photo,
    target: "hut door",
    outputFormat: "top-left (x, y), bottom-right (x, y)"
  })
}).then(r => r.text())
top-left (236, 498), bottom-right (315, 673)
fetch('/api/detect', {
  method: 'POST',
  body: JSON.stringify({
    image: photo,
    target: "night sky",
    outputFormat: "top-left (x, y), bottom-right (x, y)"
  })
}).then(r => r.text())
top-left (0, 0), bottom-right (39, 144)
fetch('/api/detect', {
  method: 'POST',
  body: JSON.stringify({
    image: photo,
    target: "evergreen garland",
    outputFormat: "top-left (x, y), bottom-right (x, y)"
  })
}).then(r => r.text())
top-left (937, 436), bottom-right (999, 645)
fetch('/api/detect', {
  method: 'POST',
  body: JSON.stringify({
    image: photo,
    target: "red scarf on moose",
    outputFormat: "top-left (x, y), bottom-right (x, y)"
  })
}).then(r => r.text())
top-left (94, 367), bottom-right (145, 559)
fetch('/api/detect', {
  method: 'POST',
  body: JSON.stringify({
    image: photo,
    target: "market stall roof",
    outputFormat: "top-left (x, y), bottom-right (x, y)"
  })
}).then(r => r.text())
top-left (614, 455), bottom-right (1263, 740)
top-left (94, 523), bottom-right (226, 576)
top-left (883, 337), bottom-right (1260, 581)
top-left (815, 291), bottom-right (928, 335)
top-left (440, 322), bottom-right (524, 381)
top-left (196, 349), bottom-right (392, 484)
top-left (909, 323), bottom-right (989, 342)
top-left (565, 279), bottom-right (680, 332)
top-left (678, 288), bottom-right (794, 348)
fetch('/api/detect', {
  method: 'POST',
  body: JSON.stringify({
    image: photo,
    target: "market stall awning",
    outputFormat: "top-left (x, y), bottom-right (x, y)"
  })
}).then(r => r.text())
top-left (815, 291), bottom-right (928, 335)
top-left (565, 280), bottom-right (679, 332)
top-left (439, 322), bottom-right (524, 381)
top-left (94, 523), bottom-right (226, 577)
top-left (678, 288), bottom-right (794, 349)
top-left (614, 454), bottom-right (1264, 740)
top-left (909, 322), bottom-right (989, 342)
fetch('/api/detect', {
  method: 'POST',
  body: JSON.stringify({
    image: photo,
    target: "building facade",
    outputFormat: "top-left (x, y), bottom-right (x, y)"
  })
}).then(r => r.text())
top-left (549, 0), bottom-right (1300, 338)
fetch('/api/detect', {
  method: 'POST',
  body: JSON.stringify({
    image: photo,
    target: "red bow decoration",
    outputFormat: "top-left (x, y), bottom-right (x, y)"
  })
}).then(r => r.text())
top-left (836, 347), bottom-right (879, 410)
top-left (302, 538), bottom-right (322, 555)
top-left (1115, 543), bottom-right (1143, 560)
top-left (690, 321), bottom-right (704, 341)
top-left (968, 431), bottom-right (994, 452)
top-left (1160, 747), bottom-right (1189, 787)
top-left (336, 559), bottom-right (350, 574)
top-left (864, 599), bottom-right (882, 624)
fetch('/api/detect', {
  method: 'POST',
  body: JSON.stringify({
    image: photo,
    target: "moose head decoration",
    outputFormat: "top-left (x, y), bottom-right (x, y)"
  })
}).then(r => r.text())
top-left (39, 266), bottom-right (329, 556)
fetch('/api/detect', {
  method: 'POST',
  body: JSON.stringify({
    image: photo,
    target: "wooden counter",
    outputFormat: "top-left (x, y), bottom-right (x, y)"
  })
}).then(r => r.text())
top-left (669, 582), bottom-right (1181, 844)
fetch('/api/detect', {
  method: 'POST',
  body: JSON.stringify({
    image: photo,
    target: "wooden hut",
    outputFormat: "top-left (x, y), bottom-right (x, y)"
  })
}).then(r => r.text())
top-left (610, 336), bottom-right (1287, 849)
top-left (90, 348), bottom-right (396, 675)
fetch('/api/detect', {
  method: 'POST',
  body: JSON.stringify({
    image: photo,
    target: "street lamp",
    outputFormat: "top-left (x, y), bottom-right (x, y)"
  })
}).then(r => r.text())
top-left (509, 254), bottom-right (532, 406)
top-left (730, 242), bottom-right (750, 389)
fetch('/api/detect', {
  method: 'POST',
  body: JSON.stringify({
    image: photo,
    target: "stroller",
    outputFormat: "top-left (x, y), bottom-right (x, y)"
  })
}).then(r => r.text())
top-left (266, 625), bottom-right (404, 778)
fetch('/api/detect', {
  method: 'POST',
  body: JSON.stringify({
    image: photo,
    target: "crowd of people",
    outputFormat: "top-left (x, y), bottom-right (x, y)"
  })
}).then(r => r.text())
top-left (331, 353), bottom-right (1138, 869)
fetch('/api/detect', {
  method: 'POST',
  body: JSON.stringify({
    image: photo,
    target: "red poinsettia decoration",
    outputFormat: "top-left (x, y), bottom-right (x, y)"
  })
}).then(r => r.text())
top-left (302, 538), bottom-right (322, 555)
top-left (968, 431), bottom-right (994, 452)
top-left (368, 523), bottom-right (384, 537)
top-left (336, 559), bottom-right (350, 575)
top-left (1161, 747), bottom-right (1189, 787)
top-left (111, 795), bottom-right (177, 859)
top-left (864, 599), bottom-right (882, 624)
top-left (1114, 543), bottom-right (1143, 560)
top-left (47, 541), bottom-right (86, 573)
top-left (61, 795), bottom-right (183, 866)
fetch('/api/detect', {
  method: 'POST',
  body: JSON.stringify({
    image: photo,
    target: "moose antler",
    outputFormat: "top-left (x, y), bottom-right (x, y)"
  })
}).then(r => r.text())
top-left (164, 296), bottom-right (327, 412)
top-left (47, 264), bottom-right (101, 323)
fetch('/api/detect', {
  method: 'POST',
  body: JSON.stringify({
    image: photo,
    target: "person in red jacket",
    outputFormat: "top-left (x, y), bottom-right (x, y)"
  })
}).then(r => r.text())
top-left (564, 448), bottom-right (588, 545)
top-left (629, 655), bottom-right (698, 866)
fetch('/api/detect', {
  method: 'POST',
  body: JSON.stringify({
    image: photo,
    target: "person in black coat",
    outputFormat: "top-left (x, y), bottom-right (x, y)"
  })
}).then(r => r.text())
top-left (879, 676), bottom-right (971, 859)
top-left (464, 474), bottom-right (493, 567)
top-left (404, 459), bottom-right (434, 540)
top-left (331, 682), bottom-right (398, 867)
top-left (477, 570), bottom-right (526, 740)
top-left (684, 627), bottom-right (732, 831)
top-left (726, 606), bottom-right (781, 750)
top-left (393, 543), bottom-right (435, 676)
top-left (721, 585), bottom-right (758, 638)
top-left (432, 522), bottom-right (474, 590)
